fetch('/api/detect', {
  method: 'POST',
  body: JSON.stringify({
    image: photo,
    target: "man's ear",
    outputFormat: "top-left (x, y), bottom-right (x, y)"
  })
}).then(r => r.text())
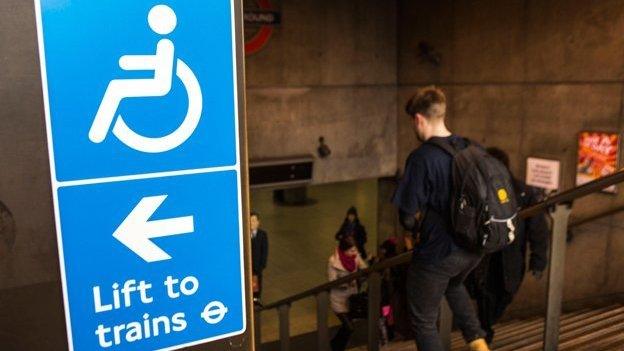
top-left (415, 113), bottom-right (427, 125)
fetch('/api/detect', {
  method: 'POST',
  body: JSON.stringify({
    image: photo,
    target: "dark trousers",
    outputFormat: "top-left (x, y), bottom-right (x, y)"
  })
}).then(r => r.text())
top-left (253, 273), bottom-right (263, 300)
top-left (406, 249), bottom-right (485, 351)
top-left (331, 313), bottom-right (354, 351)
top-left (475, 254), bottom-right (514, 343)
top-left (475, 288), bottom-right (513, 343)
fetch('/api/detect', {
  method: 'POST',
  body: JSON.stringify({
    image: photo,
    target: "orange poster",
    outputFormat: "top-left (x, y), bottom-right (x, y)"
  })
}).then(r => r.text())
top-left (576, 131), bottom-right (620, 193)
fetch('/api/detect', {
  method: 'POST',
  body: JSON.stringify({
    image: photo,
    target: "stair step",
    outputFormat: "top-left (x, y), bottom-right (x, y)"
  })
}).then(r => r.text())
top-left (451, 316), bottom-right (534, 338)
top-left (492, 305), bottom-right (624, 351)
top-left (450, 320), bottom-right (537, 348)
top-left (491, 306), bottom-right (615, 347)
top-left (451, 307), bottom-right (606, 349)
top-left (450, 317), bottom-right (540, 346)
top-left (367, 304), bottom-right (624, 351)
top-left (571, 327), bottom-right (624, 351)
top-left (501, 307), bottom-right (624, 351)
top-left (604, 345), bottom-right (624, 351)
top-left (562, 320), bottom-right (624, 350)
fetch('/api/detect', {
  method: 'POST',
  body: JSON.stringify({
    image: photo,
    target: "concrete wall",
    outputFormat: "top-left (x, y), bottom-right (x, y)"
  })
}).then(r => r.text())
top-left (0, 0), bottom-right (68, 348)
top-left (511, 211), bottom-right (624, 316)
top-left (398, 0), bottom-right (624, 217)
top-left (397, 0), bottom-right (624, 313)
top-left (245, 0), bottom-right (398, 184)
top-left (0, 0), bottom-right (57, 291)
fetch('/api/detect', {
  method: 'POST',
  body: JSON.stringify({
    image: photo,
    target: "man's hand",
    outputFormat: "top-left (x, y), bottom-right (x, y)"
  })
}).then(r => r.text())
top-left (404, 233), bottom-right (414, 250)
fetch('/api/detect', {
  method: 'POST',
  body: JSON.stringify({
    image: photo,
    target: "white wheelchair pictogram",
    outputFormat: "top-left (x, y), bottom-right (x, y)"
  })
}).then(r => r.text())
top-left (89, 4), bottom-right (202, 153)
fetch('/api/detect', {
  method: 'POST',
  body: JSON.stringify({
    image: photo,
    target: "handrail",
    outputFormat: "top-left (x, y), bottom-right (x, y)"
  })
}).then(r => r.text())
top-left (520, 170), bottom-right (624, 218)
top-left (260, 169), bottom-right (624, 311)
top-left (262, 250), bottom-right (412, 310)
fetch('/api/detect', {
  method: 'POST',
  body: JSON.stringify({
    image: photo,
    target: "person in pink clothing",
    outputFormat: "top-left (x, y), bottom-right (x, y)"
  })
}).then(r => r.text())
top-left (327, 236), bottom-right (368, 351)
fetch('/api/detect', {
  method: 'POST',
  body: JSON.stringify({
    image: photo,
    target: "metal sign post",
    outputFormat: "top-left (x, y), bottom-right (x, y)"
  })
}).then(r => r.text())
top-left (34, 0), bottom-right (252, 350)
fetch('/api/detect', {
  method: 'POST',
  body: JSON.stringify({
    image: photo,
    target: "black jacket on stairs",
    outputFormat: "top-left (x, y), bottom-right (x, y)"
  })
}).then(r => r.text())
top-left (468, 178), bottom-right (549, 295)
top-left (251, 229), bottom-right (269, 275)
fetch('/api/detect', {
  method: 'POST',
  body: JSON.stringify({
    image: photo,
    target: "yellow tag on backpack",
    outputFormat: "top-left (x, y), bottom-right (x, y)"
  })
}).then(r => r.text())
top-left (497, 188), bottom-right (510, 204)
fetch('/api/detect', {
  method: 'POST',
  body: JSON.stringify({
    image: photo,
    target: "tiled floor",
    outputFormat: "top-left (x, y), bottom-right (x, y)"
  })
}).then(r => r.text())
top-left (251, 179), bottom-right (379, 342)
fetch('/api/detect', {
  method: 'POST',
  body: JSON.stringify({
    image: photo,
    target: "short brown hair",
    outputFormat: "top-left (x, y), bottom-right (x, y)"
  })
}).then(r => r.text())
top-left (405, 86), bottom-right (446, 119)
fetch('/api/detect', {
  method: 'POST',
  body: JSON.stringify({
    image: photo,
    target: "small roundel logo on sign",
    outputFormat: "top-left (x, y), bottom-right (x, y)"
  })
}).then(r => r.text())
top-left (497, 189), bottom-right (510, 204)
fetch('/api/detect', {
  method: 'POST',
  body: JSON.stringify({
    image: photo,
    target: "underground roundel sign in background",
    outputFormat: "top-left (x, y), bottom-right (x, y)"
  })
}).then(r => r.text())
top-left (244, 0), bottom-right (280, 55)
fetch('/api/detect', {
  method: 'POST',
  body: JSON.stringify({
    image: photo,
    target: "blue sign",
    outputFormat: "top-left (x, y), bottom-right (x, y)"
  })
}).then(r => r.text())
top-left (35, 1), bottom-right (246, 350)
top-left (39, 0), bottom-right (238, 181)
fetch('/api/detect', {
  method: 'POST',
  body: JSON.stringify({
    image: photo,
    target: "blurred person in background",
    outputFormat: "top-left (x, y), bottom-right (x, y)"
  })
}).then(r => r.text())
top-left (250, 211), bottom-right (268, 306)
top-left (335, 206), bottom-right (368, 259)
top-left (328, 236), bottom-right (368, 351)
top-left (465, 147), bottom-right (548, 344)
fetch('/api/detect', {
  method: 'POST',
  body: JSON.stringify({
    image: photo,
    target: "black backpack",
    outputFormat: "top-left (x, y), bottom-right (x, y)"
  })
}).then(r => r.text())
top-left (427, 138), bottom-right (518, 254)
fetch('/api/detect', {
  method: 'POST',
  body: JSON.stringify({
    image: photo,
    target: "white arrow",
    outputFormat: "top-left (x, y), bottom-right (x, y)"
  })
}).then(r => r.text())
top-left (113, 195), bottom-right (194, 262)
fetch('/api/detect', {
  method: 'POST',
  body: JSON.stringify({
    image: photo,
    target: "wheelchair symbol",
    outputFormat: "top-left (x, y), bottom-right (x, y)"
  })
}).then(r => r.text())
top-left (89, 5), bottom-right (202, 153)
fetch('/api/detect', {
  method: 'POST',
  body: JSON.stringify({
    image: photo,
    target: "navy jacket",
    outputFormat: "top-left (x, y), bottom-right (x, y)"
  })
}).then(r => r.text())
top-left (470, 179), bottom-right (549, 294)
top-left (392, 136), bottom-right (467, 263)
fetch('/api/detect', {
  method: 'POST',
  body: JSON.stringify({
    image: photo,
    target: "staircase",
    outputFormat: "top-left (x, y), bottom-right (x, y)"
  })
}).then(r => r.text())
top-left (260, 173), bottom-right (624, 351)
top-left (350, 304), bottom-right (624, 351)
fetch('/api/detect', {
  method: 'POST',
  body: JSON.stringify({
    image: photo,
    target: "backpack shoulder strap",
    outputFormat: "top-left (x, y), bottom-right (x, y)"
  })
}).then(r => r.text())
top-left (426, 137), bottom-right (460, 156)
